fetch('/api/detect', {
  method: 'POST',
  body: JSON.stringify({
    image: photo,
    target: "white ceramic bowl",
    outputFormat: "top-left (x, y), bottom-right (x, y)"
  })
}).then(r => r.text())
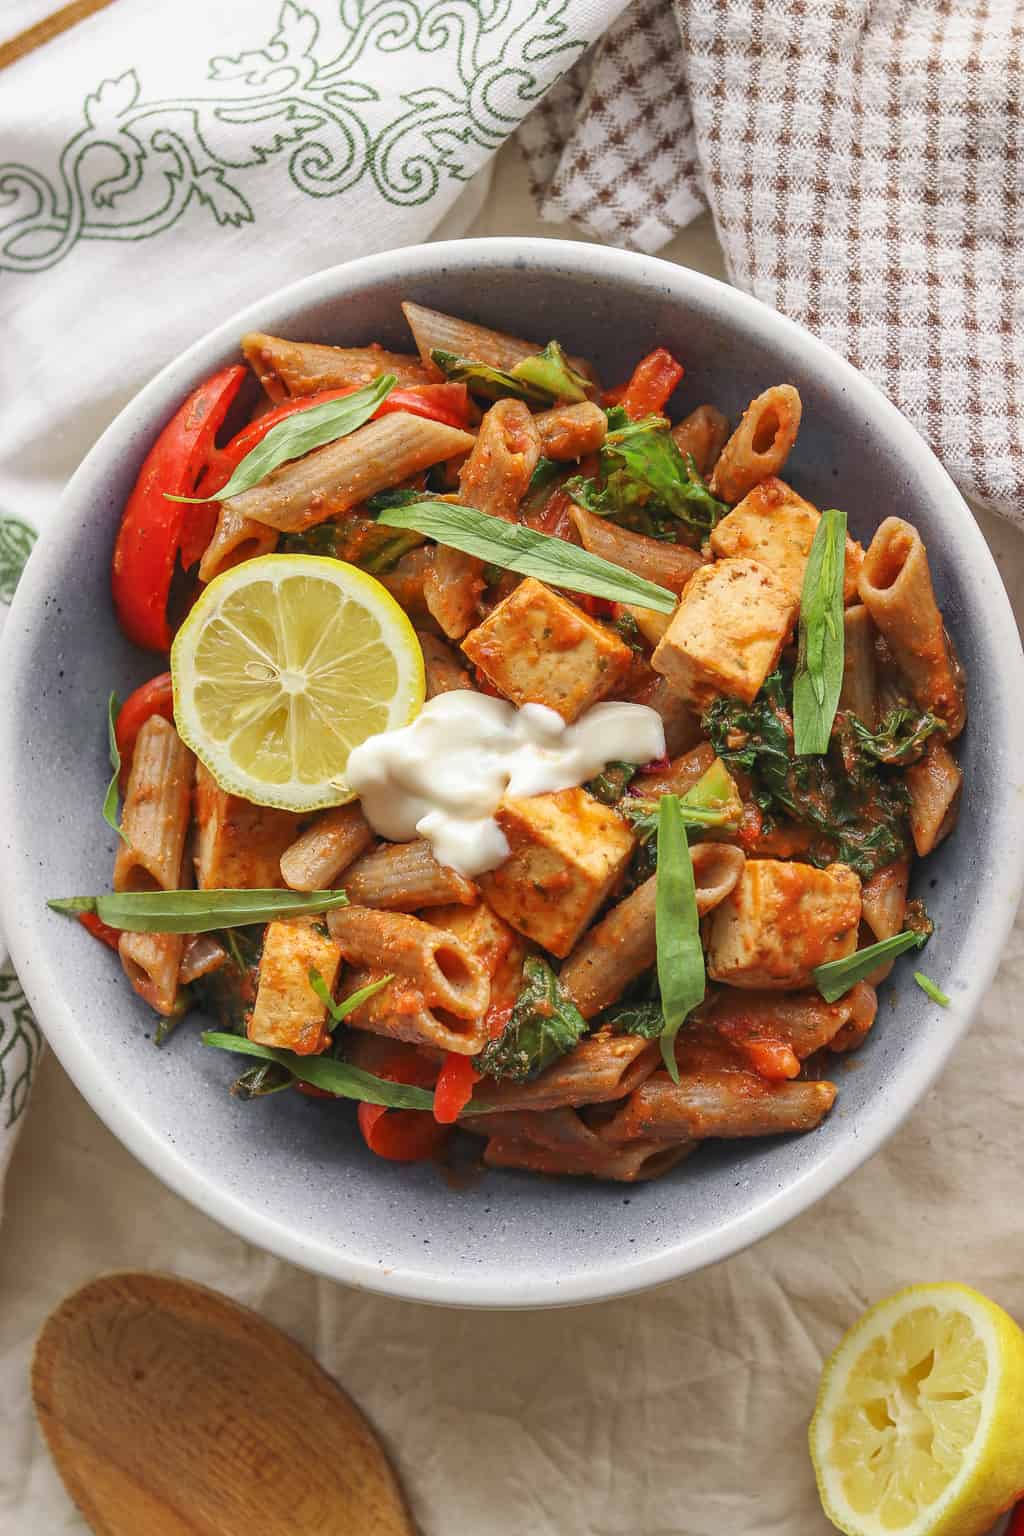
top-left (2, 239), bottom-right (1022, 1308)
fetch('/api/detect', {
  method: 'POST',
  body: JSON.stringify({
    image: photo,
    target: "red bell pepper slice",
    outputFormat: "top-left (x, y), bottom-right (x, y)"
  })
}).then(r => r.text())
top-left (78, 912), bottom-right (121, 951)
top-left (433, 1000), bottom-right (513, 1124)
top-left (1007, 1501), bottom-right (1024, 1536)
top-left (605, 348), bottom-right (684, 421)
top-left (356, 1051), bottom-right (447, 1162)
top-left (114, 672), bottom-right (174, 787)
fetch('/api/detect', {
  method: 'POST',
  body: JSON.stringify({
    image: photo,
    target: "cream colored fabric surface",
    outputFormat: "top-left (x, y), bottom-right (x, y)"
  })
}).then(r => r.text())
top-left (0, 147), bottom-right (1021, 1534)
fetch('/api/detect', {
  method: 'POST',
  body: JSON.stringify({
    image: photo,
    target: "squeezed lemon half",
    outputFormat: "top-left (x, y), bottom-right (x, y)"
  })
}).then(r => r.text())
top-left (171, 554), bottom-right (425, 811)
top-left (810, 1283), bottom-right (1024, 1536)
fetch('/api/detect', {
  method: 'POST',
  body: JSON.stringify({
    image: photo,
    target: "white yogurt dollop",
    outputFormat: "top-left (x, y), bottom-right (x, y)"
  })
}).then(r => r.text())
top-left (345, 690), bottom-right (666, 878)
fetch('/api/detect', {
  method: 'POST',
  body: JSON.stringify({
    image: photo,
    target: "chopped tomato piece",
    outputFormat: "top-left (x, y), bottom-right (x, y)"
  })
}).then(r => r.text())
top-left (114, 672), bottom-right (174, 788)
top-left (608, 348), bottom-right (685, 421)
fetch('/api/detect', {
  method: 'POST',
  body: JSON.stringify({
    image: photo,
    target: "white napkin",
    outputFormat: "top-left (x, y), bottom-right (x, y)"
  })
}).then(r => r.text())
top-left (0, 0), bottom-right (629, 1198)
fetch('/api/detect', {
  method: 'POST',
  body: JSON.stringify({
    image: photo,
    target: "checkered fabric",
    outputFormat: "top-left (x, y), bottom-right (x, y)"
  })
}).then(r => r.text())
top-left (520, 0), bottom-right (1024, 523)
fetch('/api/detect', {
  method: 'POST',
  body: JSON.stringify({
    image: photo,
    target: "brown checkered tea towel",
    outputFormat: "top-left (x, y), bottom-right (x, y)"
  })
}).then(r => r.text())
top-left (520, 0), bottom-right (1024, 524)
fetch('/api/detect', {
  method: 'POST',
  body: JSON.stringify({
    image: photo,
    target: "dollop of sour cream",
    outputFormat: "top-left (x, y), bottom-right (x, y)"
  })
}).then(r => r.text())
top-left (346, 691), bottom-right (666, 878)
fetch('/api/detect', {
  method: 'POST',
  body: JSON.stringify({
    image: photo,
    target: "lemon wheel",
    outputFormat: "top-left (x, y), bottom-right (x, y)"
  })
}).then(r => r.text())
top-left (171, 554), bottom-right (425, 811)
top-left (810, 1283), bottom-right (1024, 1536)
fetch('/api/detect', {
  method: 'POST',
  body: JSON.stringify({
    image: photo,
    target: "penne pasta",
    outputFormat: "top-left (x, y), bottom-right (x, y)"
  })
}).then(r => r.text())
top-left (119, 930), bottom-right (186, 1018)
top-left (344, 839), bottom-right (478, 910)
top-left (478, 1107), bottom-right (690, 1182)
top-left (279, 804), bottom-right (374, 893)
top-left (114, 716), bottom-right (194, 894)
top-left (560, 844), bottom-right (746, 1019)
top-left (905, 738), bottom-right (963, 856)
top-left (242, 332), bottom-right (432, 400)
top-left (401, 301), bottom-right (595, 385)
top-left (709, 385), bottom-right (802, 504)
top-left (423, 545), bottom-right (483, 641)
top-left (458, 397), bottom-right (540, 521)
top-left (377, 546), bottom-right (435, 626)
top-left (534, 401), bottom-right (607, 461)
top-left (223, 415), bottom-right (475, 534)
top-left (860, 859), bottom-right (910, 942)
top-left (465, 1028), bottom-right (660, 1114)
top-left (247, 915), bottom-right (344, 1055)
top-left (708, 984), bottom-right (877, 1075)
top-left (198, 503), bottom-right (278, 584)
top-left (671, 404), bottom-right (729, 477)
top-left (828, 980), bottom-right (880, 1053)
top-left (840, 604), bottom-right (878, 725)
top-left (857, 517), bottom-right (967, 737)
top-left (568, 503), bottom-right (704, 596)
top-left (179, 934), bottom-right (228, 985)
top-left (601, 1069), bottom-right (837, 1143)
top-left (418, 630), bottom-right (473, 697)
top-left (629, 674), bottom-right (705, 757)
top-left (428, 900), bottom-right (527, 1011)
top-left (194, 763), bottom-right (303, 889)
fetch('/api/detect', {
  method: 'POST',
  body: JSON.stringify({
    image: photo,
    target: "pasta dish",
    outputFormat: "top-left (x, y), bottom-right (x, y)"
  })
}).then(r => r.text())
top-left (50, 300), bottom-right (965, 1182)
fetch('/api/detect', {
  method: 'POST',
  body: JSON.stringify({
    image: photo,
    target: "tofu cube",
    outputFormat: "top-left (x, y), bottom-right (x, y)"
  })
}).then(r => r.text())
top-left (247, 915), bottom-right (343, 1055)
top-left (430, 899), bottom-right (528, 1009)
top-left (651, 557), bottom-right (798, 708)
top-left (194, 763), bottom-right (302, 889)
top-left (480, 787), bottom-right (635, 958)
top-left (707, 859), bottom-right (861, 990)
top-left (461, 577), bottom-right (633, 722)
top-left (710, 478), bottom-right (863, 604)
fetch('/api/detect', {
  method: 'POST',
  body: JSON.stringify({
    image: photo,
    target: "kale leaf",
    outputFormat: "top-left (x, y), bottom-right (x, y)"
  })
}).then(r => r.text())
top-left (602, 999), bottom-right (666, 1040)
top-left (475, 956), bottom-right (587, 1083)
top-left (587, 761), bottom-right (637, 805)
top-left (281, 494), bottom-right (428, 573)
top-left (566, 414), bottom-right (726, 540)
top-left (192, 926), bottom-right (264, 1035)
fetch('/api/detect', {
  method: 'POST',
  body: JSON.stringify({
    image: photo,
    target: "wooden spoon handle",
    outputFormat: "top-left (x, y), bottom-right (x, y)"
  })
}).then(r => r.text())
top-left (32, 1271), bottom-right (415, 1536)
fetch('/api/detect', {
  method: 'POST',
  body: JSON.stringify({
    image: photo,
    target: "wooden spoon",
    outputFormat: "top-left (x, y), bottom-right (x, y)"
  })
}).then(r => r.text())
top-left (32, 1271), bottom-right (415, 1536)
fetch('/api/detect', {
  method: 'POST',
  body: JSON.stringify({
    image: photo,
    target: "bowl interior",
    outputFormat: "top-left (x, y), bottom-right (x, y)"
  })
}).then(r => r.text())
top-left (3, 241), bottom-right (1022, 1307)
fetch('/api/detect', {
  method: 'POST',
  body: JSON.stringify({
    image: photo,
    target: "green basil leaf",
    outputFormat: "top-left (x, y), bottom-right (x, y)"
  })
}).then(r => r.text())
top-left (914, 971), bottom-right (950, 1007)
top-left (813, 929), bottom-right (928, 1003)
top-left (793, 509), bottom-right (847, 755)
top-left (307, 967), bottom-right (394, 1029)
top-left (102, 692), bottom-right (126, 842)
top-left (166, 375), bottom-right (396, 504)
top-left (376, 500), bottom-right (676, 614)
top-left (49, 888), bottom-right (349, 934)
top-left (430, 349), bottom-right (549, 406)
top-left (475, 956), bottom-right (587, 1083)
top-left (202, 1032), bottom-right (436, 1109)
top-left (510, 341), bottom-right (589, 403)
top-left (656, 795), bottom-right (706, 1080)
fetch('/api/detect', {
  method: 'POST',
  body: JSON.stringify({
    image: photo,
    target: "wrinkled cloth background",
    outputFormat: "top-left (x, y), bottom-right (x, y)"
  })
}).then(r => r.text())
top-left (2, 0), bottom-right (1023, 1529)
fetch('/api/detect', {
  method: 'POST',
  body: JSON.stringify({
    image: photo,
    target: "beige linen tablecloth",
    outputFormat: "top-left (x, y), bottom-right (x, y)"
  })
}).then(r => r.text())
top-left (1, 150), bottom-right (1021, 1534)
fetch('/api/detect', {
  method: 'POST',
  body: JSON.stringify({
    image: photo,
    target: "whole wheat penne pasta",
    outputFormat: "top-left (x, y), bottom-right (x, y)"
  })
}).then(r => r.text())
top-left (840, 605), bottom-right (878, 725)
top-left (568, 503), bottom-right (704, 596)
top-left (458, 397), bottom-right (540, 520)
top-left (194, 762), bottom-right (302, 889)
top-left (378, 546), bottom-right (435, 626)
top-left (602, 1069), bottom-right (836, 1143)
top-left (179, 934), bottom-right (228, 985)
top-left (223, 415), bottom-right (475, 534)
top-left (829, 980), bottom-right (879, 1053)
top-left (465, 1028), bottom-right (660, 1114)
top-left (423, 546), bottom-right (482, 640)
top-left (860, 859), bottom-right (910, 941)
top-left (198, 503), bottom-right (278, 583)
top-left (114, 716), bottom-right (194, 894)
top-left (279, 805), bottom-right (374, 892)
top-left (534, 401), bottom-right (607, 460)
top-left (857, 517), bottom-right (966, 736)
top-left (242, 332), bottom-right (432, 400)
top-left (905, 738), bottom-right (963, 855)
top-left (328, 907), bottom-right (489, 1052)
top-left (671, 404), bottom-right (729, 477)
top-left (428, 900), bottom-right (527, 1010)
top-left (344, 840), bottom-right (478, 910)
top-left (402, 301), bottom-right (596, 385)
top-left (246, 915), bottom-right (344, 1056)
top-left (561, 845), bottom-right (746, 1019)
top-left (709, 984), bottom-right (877, 1074)
top-left (630, 674), bottom-right (705, 757)
top-left (634, 741), bottom-right (717, 799)
top-left (418, 630), bottom-right (473, 697)
top-left (478, 1107), bottom-right (690, 1181)
top-left (709, 385), bottom-right (802, 504)
top-left (119, 931), bottom-right (186, 1017)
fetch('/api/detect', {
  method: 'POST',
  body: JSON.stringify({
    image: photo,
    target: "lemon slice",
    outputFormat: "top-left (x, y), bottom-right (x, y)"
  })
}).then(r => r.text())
top-left (810, 1283), bottom-right (1024, 1536)
top-left (171, 554), bottom-right (424, 811)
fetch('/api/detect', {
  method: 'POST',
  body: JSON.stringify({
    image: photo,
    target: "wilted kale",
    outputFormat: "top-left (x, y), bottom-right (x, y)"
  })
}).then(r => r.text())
top-left (281, 493), bottom-right (427, 573)
top-left (703, 673), bottom-right (936, 879)
top-left (566, 413), bottom-right (726, 541)
top-left (192, 926), bottom-right (264, 1036)
top-left (475, 956), bottom-right (587, 1083)
top-left (587, 761), bottom-right (637, 805)
top-left (602, 999), bottom-right (665, 1040)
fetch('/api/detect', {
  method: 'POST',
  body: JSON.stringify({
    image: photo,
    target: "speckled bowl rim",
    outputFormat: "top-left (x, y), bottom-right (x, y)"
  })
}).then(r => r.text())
top-left (3, 238), bottom-right (1023, 1308)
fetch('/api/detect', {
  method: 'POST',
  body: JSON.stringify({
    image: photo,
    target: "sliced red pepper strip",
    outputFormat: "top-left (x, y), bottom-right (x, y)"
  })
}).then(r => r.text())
top-left (611, 348), bottom-right (685, 421)
top-left (433, 1000), bottom-right (513, 1124)
top-left (112, 365), bottom-right (247, 651)
top-left (78, 912), bottom-right (121, 951)
top-left (1007, 1500), bottom-right (1024, 1536)
top-left (114, 672), bottom-right (174, 788)
top-left (356, 1050), bottom-right (447, 1162)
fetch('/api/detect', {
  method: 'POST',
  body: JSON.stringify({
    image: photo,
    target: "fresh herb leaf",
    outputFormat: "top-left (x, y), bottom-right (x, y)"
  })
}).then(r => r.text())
top-left (102, 692), bottom-right (126, 841)
top-left (656, 796), bottom-right (705, 1081)
top-left (843, 707), bottom-right (944, 766)
top-left (793, 509), bottom-right (847, 755)
top-left (510, 341), bottom-right (590, 403)
top-left (231, 1060), bottom-right (295, 1099)
top-left (475, 956), bottom-right (587, 1083)
top-left (603, 999), bottom-right (665, 1039)
top-left (587, 762), bottom-right (637, 806)
top-left (567, 416), bottom-right (726, 540)
top-left (430, 349), bottom-right (549, 406)
top-left (49, 888), bottom-right (349, 934)
top-left (814, 929), bottom-right (929, 1003)
top-left (154, 989), bottom-right (190, 1047)
top-left (307, 967), bottom-right (394, 1029)
top-left (623, 758), bottom-right (743, 843)
top-left (375, 500), bottom-right (676, 613)
top-left (612, 610), bottom-right (645, 653)
top-left (914, 971), bottom-right (950, 1007)
top-left (202, 1032), bottom-right (437, 1108)
top-left (193, 927), bottom-right (263, 1033)
top-left (166, 375), bottom-right (395, 503)
top-left (519, 457), bottom-right (568, 521)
